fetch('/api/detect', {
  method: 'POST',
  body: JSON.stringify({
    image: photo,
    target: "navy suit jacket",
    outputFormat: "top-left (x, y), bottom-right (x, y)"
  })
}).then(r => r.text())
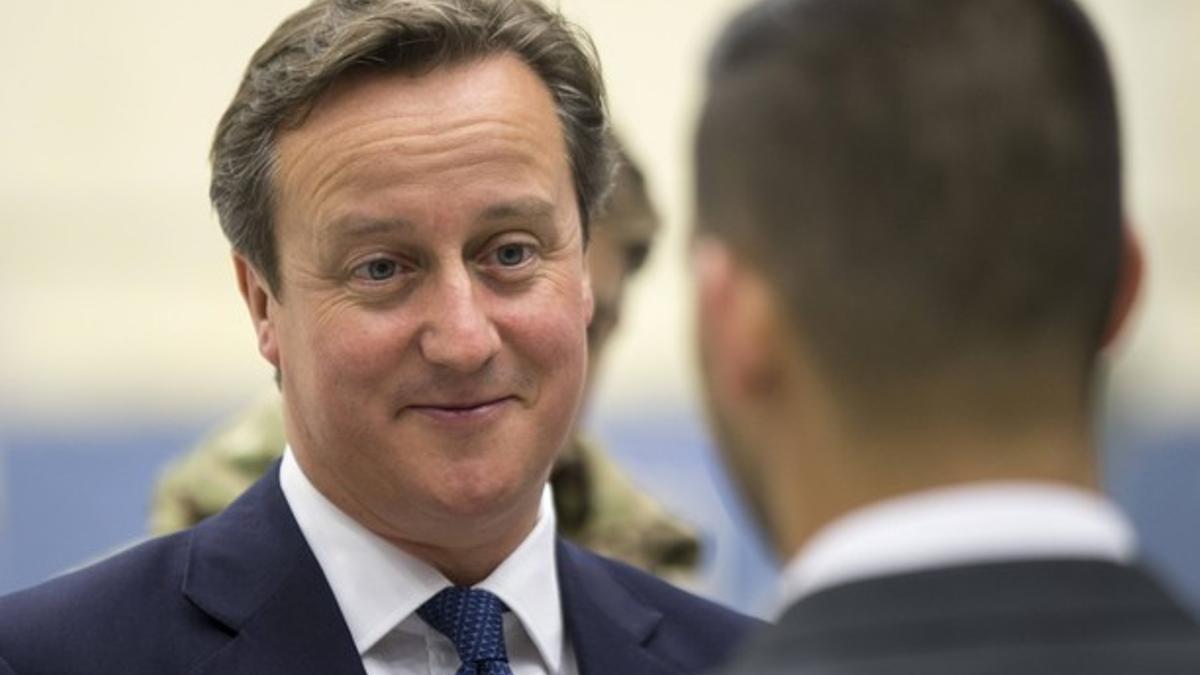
top-left (0, 465), bottom-right (757, 674)
top-left (716, 559), bottom-right (1200, 674)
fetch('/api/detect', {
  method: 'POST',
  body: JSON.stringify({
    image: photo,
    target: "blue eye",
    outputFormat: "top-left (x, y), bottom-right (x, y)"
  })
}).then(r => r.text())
top-left (354, 259), bottom-right (398, 281)
top-left (495, 243), bottom-right (532, 267)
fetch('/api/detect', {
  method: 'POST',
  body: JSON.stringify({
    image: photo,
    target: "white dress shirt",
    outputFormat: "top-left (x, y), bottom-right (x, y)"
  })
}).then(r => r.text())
top-left (779, 481), bottom-right (1137, 613)
top-left (280, 448), bottom-right (579, 675)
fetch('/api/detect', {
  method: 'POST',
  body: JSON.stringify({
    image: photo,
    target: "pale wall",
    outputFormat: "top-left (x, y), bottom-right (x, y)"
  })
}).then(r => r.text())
top-left (0, 0), bottom-right (1195, 429)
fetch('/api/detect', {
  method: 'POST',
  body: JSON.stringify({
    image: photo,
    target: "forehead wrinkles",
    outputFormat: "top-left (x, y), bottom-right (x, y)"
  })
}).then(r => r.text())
top-left (275, 99), bottom-right (571, 244)
top-left (285, 114), bottom-right (564, 207)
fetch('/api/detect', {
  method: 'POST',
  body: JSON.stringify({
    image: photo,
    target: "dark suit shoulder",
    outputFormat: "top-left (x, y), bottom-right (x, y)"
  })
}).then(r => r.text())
top-left (602, 550), bottom-right (761, 635)
top-left (558, 538), bottom-right (763, 670)
top-left (0, 530), bottom-right (228, 675)
top-left (721, 560), bottom-right (1200, 675)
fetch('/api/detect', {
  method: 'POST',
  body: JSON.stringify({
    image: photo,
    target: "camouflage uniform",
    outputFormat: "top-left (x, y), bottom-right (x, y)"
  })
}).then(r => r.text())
top-left (151, 390), bottom-right (700, 579)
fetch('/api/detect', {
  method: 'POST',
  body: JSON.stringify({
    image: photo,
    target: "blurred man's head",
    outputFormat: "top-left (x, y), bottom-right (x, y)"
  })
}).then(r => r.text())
top-left (586, 138), bottom-right (660, 386)
top-left (213, 0), bottom-right (612, 583)
top-left (692, 0), bottom-right (1142, 555)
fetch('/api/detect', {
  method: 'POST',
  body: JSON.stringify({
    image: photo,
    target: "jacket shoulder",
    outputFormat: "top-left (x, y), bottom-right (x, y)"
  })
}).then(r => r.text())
top-left (562, 540), bottom-right (764, 663)
top-left (0, 531), bottom-right (227, 674)
top-left (606, 552), bottom-right (760, 630)
top-left (720, 560), bottom-right (1200, 675)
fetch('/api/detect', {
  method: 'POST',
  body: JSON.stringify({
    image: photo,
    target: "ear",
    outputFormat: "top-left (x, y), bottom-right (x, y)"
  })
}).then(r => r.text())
top-left (692, 237), bottom-right (785, 405)
top-left (1099, 222), bottom-right (1145, 351)
top-left (581, 277), bottom-right (595, 329)
top-left (233, 252), bottom-right (281, 369)
top-left (581, 255), bottom-right (596, 328)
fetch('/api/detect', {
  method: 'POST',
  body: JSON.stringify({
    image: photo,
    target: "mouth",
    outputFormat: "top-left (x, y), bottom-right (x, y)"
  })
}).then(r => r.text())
top-left (405, 396), bottom-right (517, 423)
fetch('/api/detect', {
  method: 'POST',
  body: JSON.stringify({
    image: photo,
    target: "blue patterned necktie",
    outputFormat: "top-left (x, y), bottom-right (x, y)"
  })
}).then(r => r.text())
top-left (418, 586), bottom-right (515, 675)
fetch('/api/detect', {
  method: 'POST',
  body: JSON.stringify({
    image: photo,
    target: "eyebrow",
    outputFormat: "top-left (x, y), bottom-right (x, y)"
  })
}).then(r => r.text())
top-left (320, 197), bottom-right (557, 244)
top-left (477, 197), bottom-right (557, 225)
top-left (323, 217), bottom-right (414, 243)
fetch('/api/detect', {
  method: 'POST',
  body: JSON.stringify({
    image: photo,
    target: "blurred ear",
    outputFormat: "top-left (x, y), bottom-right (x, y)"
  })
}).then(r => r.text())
top-left (233, 253), bottom-right (280, 369)
top-left (581, 266), bottom-right (595, 330)
top-left (693, 237), bottom-right (785, 406)
top-left (1100, 222), bottom-right (1145, 351)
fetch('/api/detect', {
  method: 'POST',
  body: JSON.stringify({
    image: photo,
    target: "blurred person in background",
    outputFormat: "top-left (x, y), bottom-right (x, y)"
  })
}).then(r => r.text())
top-left (150, 136), bottom-right (703, 582)
top-left (691, 0), bottom-right (1200, 672)
top-left (0, 1), bottom-right (757, 673)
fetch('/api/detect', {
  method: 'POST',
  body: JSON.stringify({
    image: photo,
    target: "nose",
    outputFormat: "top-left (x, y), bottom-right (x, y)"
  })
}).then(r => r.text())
top-left (417, 266), bottom-right (501, 373)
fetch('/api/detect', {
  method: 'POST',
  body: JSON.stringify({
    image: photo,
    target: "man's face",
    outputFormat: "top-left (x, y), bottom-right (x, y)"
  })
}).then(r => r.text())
top-left (253, 54), bottom-right (592, 543)
top-left (691, 239), bottom-right (777, 539)
top-left (585, 228), bottom-right (626, 365)
top-left (583, 227), bottom-right (645, 385)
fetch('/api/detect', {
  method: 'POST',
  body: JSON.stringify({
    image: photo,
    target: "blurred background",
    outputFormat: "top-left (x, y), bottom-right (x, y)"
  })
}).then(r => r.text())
top-left (0, 0), bottom-right (1196, 617)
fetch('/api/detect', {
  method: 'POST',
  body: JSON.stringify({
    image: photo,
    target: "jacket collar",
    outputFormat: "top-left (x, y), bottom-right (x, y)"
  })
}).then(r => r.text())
top-left (182, 462), bottom-right (365, 675)
top-left (779, 558), bottom-right (1192, 642)
top-left (181, 462), bottom-right (686, 675)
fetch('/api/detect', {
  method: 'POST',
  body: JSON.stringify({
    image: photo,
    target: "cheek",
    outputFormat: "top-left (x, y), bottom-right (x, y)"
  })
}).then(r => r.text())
top-left (496, 280), bottom-right (591, 415)
top-left (283, 299), bottom-right (412, 392)
top-left (514, 283), bottom-right (590, 367)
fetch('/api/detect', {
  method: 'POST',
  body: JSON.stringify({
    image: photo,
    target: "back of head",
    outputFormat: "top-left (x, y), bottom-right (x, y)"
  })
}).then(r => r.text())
top-left (696, 0), bottom-right (1123, 420)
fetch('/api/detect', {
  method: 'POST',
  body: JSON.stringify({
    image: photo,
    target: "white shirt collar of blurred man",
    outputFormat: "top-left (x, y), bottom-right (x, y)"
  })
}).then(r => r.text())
top-left (280, 447), bottom-right (578, 675)
top-left (779, 480), bottom-right (1137, 614)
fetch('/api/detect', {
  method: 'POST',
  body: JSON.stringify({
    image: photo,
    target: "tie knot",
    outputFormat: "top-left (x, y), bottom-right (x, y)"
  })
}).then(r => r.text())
top-left (418, 586), bottom-right (511, 670)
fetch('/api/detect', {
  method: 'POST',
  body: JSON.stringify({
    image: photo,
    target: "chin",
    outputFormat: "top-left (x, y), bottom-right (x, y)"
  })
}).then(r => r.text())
top-left (425, 465), bottom-right (537, 520)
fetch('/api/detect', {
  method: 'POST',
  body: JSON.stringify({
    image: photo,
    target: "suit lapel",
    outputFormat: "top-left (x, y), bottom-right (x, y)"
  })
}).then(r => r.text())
top-left (557, 540), bottom-right (685, 675)
top-left (180, 466), bottom-right (691, 675)
top-left (183, 463), bottom-right (366, 675)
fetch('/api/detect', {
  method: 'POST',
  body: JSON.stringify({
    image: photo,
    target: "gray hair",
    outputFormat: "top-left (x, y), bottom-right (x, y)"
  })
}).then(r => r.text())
top-left (211, 0), bottom-right (614, 293)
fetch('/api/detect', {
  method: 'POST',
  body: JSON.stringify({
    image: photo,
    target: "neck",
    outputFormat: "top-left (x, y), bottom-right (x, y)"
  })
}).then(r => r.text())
top-left (293, 449), bottom-right (544, 588)
top-left (764, 414), bottom-right (1099, 560)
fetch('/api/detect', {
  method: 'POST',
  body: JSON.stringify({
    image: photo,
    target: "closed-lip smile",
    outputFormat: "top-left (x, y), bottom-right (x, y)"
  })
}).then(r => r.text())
top-left (405, 396), bottom-right (516, 422)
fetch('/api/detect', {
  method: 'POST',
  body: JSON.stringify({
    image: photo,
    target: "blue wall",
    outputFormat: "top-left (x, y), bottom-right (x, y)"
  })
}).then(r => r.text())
top-left (0, 424), bottom-right (210, 595)
top-left (1, 411), bottom-right (1197, 619)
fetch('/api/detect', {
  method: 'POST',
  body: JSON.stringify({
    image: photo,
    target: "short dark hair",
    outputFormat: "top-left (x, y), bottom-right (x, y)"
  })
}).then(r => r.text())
top-left (211, 0), bottom-right (614, 294)
top-left (696, 0), bottom-right (1123, 407)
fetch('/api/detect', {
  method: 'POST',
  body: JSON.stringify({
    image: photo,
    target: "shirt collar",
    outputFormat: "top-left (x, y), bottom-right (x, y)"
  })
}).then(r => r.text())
top-left (280, 447), bottom-right (565, 672)
top-left (779, 480), bottom-right (1137, 612)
